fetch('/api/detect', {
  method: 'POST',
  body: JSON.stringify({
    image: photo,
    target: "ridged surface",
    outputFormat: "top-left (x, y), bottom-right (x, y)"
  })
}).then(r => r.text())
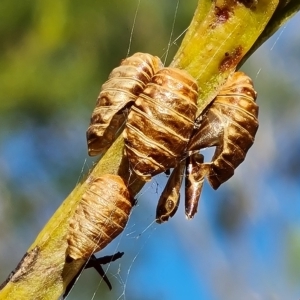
top-left (87, 52), bottom-right (163, 156)
top-left (156, 161), bottom-right (185, 224)
top-left (188, 71), bottom-right (259, 189)
top-left (124, 67), bottom-right (199, 181)
top-left (184, 152), bottom-right (205, 219)
top-left (67, 175), bottom-right (133, 260)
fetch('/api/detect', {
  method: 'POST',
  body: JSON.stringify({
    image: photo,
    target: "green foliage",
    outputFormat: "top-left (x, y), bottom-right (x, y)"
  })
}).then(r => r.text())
top-left (0, 0), bottom-right (197, 121)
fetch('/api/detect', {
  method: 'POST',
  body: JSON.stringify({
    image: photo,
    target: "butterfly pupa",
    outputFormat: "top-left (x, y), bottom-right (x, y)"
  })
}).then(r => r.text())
top-left (156, 71), bottom-right (259, 221)
top-left (188, 71), bottom-right (259, 190)
top-left (67, 174), bottom-right (134, 261)
top-left (124, 67), bottom-right (199, 181)
top-left (87, 53), bottom-right (163, 156)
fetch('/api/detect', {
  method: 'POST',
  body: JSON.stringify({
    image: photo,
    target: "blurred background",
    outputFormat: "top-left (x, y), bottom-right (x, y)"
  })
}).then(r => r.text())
top-left (0, 1), bottom-right (300, 299)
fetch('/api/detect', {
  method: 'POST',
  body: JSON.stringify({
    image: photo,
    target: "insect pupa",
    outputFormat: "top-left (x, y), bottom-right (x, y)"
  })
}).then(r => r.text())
top-left (67, 174), bottom-right (134, 260)
top-left (87, 53), bottom-right (163, 156)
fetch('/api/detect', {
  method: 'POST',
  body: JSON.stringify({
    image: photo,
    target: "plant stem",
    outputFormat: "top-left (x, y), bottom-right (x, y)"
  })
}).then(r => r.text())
top-left (1, 0), bottom-right (299, 299)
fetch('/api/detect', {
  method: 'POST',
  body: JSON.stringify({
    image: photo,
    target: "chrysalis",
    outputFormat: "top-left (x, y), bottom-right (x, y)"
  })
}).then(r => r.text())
top-left (156, 71), bottom-right (259, 221)
top-left (156, 160), bottom-right (185, 224)
top-left (188, 71), bottom-right (259, 190)
top-left (184, 152), bottom-right (205, 219)
top-left (67, 174), bottom-right (134, 261)
top-left (87, 53), bottom-right (163, 156)
top-left (156, 153), bottom-right (205, 222)
top-left (124, 67), bottom-right (199, 181)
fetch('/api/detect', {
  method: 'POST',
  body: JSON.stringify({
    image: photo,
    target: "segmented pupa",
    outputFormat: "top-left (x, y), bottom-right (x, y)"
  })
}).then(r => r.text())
top-left (87, 53), bottom-right (163, 156)
top-left (67, 174), bottom-right (134, 260)
top-left (123, 67), bottom-right (199, 181)
top-left (156, 71), bottom-right (259, 221)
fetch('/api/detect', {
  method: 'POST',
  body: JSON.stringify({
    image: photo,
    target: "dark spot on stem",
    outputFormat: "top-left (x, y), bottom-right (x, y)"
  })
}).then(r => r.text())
top-left (211, 0), bottom-right (257, 29)
top-left (0, 246), bottom-right (40, 290)
top-left (210, 5), bottom-right (233, 29)
top-left (219, 46), bottom-right (243, 72)
top-left (215, 6), bottom-right (231, 24)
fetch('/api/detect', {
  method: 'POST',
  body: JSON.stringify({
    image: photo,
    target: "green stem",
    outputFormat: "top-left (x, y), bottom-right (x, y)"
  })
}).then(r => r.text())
top-left (171, 0), bottom-right (279, 114)
top-left (239, 0), bottom-right (300, 66)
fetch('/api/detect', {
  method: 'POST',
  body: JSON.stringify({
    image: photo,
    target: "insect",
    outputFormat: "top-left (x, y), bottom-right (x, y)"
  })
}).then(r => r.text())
top-left (86, 53), bottom-right (198, 182)
top-left (87, 52), bottom-right (163, 156)
top-left (63, 252), bottom-right (124, 299)
top-left (66, 174), bottom-right (134, 261)
top-left (123, 67), bottom-right (199, 181)
top-left (156, 160), bottom-right (186, 223)
top-left (156, 153), bottom-right (205, 223)
top-left (188, 71), bottom-right (259, 188)
top-left (86, 54), bottom-right (258, 222)
top-left (156, 71), bottom-right (259, 221)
